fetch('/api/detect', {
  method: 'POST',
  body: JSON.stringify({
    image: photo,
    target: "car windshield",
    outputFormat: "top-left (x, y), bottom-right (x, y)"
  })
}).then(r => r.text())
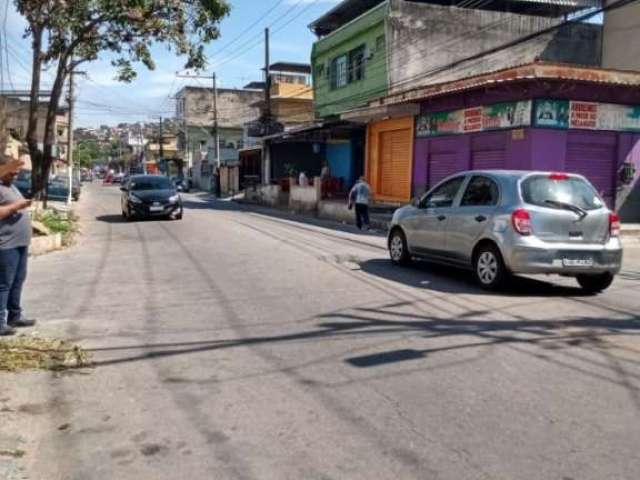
top-left (129, 177), bottom-right (173, 191)
top-left (521, 175), bottom-right (604, 211)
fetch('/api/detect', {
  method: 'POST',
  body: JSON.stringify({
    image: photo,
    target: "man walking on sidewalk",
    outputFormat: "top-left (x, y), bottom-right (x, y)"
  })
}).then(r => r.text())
top-left (0, 155), bottom-right (36, 336)
top-left (349, 176), bottom-right (371, 231)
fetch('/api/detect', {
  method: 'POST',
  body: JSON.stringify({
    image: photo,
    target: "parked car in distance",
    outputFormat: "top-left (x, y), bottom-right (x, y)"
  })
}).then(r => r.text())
top-left (47, 177), bottom-right (71, 201)
top-left (171, 176), bottom-right (190, 193)
top-left (14, 170), bottom-right (32, 198)
top-left (111, 173), bottom-right (124, 184)
top-left (121, 175), bottom-right (183, 221)
top-left (388, 170), bottom-right (622, 294)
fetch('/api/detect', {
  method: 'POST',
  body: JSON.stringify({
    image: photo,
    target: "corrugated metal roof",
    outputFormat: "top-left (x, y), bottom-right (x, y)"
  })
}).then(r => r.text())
top-left (361, 62), bottom-right (640, 110)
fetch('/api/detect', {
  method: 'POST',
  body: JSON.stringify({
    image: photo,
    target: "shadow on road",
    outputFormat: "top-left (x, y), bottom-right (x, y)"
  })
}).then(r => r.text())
top-left (358, 258), bottom-right (593, 298)
top-left (94, 214), bottom-right (127, 224)
top-left (94, 214), bottom-right (174, 224)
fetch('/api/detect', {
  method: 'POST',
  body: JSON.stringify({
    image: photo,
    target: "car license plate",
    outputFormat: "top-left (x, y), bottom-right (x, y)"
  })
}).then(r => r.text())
top-left (149, 206), bottom-right (163, 212)
top-left (563, 258), bottom-right (594, 267)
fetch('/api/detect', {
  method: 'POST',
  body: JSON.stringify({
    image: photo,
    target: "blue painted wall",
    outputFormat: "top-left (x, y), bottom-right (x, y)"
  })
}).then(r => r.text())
top-left (327, 142), bottom-right (353, 187)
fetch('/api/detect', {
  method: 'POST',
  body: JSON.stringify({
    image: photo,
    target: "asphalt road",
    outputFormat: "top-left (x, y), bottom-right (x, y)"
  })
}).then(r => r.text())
top-left (2, 183), bottom-right (640, 480)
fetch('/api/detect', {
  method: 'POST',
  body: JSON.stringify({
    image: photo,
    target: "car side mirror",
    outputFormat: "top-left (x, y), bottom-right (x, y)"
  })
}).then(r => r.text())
top-left (411, 197), bottom-right (420, 208)
top-left (120, 186), bottom-right (127, 192)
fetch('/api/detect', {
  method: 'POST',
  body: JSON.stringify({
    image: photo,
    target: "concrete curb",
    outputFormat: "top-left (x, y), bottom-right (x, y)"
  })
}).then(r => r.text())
top-left (30, 233), bottom-right (63, 256)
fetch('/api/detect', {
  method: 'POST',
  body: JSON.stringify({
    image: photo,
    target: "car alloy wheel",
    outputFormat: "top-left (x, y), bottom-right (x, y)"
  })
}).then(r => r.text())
top-left (389, 230), bottom-right (410, 265)
top-left (477, 251), bottom-right (499, 285)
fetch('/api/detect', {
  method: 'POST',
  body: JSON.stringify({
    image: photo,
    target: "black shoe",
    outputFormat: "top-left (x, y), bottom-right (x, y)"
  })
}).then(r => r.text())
top-left (0, 325), bottom-right (16, 336)
top-left (8, 318), bottom-right (36, 328)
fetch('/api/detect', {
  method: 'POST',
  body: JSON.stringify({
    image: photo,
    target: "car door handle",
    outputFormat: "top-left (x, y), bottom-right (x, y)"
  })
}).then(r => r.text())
top-left (475, 215), bottom-right (487, 222)
top-left (437, 215), bottom-right (447, 221)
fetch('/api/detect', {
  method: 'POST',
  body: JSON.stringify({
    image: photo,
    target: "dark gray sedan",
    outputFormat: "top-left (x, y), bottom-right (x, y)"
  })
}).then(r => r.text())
top-left (121, 175), bottom-right (183, 221)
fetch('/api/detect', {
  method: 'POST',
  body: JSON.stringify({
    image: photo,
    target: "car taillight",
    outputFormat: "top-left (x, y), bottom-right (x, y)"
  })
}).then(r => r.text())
top-left (512, 209), bottom-right (532, 236)
top-left (549, 173), bottom-right (570, 181)
top-left (609, 213), bottom-right (620, 237)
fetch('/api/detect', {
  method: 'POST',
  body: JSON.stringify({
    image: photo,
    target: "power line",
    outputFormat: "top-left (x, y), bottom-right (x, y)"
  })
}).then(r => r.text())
top-left (210, 0), bottom-right (288, 57)
top-left (210, 0), bottom-right (324, 70)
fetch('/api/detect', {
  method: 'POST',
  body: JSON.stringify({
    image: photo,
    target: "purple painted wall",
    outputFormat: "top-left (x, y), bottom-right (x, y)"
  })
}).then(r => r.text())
top-left (411, 79), bottom-right (640, 220)
top-left (413, 128), bottom-right (534, 196)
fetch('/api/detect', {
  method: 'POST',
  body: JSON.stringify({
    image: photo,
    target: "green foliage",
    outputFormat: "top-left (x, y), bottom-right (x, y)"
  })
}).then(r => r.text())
top-left (16, 0), bottom-right (231, 81)
top-left (16, 0), bottom-right (231, 200)
top-left (34, 209), bottom-right (75, 235)
top-left (74, 139), bottom-right (104, 167)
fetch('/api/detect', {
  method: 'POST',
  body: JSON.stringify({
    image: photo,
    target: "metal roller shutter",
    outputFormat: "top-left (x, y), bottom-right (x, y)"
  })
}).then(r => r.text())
top-left (472, 132), bottom-right (507, 171)
top-left (429, 153), bottom-right (458, 187)
top-left (472, 150), bottom-right (506, 170)
top-left (566, 131), bottom-right (617, 207)
top-left (378, 128), bottom-right (412, 201)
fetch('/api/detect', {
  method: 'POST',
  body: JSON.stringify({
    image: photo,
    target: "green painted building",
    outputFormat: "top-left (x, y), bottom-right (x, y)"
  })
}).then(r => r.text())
top-left (311, 1), bottom-right (388, 119)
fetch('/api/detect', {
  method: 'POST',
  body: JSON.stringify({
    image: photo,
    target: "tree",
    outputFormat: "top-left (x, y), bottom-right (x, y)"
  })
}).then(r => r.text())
top-left (15, 0), bottom-right (230, 201)
top-left (74, 139), bottom-right (103, 168)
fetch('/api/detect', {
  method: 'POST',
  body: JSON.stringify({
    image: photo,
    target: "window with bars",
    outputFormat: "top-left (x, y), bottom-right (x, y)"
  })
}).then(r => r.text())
top-left (331, 55), bottom-right (348, 89)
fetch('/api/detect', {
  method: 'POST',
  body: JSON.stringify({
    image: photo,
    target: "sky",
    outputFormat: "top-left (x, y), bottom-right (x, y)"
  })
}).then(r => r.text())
top-left (2, 0), bottom-right (341, 128)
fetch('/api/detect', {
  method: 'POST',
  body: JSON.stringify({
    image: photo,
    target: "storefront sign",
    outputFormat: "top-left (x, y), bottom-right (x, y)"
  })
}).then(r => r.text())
top-left (534, 100), bottom-right (640, 132)
top-left (534, 99), bottom-right (570, 128)
top-left (596, 103), bottom-right (640, 132)
top-left (416, 109), bottom-right (464, 136)
top-left (570, 101), bottom-right (598, 129)
top-left (463, 107), bottom-right (482, 132)
top-left (417, 101), bottom-right (532, 137)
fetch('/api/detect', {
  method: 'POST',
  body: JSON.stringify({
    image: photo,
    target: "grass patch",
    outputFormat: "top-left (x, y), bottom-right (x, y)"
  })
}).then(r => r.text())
top-left (33, 209), bottom-right (79, 246)
top-left (0, 336), bottom-right (92, 372)
top-left (33, 209), bottom-right (74, 234)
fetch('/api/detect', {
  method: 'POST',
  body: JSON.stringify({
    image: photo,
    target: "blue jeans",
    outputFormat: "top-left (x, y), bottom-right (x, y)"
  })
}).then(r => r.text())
top-left (355, 203), bottom-right (370, 230)
top-left (0, 247), bottom-right (28, 326)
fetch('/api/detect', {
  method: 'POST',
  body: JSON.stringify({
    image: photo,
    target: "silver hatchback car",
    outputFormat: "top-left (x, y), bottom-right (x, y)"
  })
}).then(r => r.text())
top-left (388, 170), bottom-right (623, 293)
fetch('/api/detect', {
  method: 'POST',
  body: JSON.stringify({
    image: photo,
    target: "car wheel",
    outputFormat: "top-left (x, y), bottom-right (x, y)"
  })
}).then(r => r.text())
top-left (576, 273), bottom-right (614, 294)
top-left (474, 244), bottom-right (507, 290)
top-left (389, 229), bottom-right (411, 266)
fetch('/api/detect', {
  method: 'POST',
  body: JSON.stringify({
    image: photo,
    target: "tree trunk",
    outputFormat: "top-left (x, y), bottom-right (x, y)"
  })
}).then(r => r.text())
top-left (40, 56), bottom-right (69, 208)
top-left (27, 25), bottom-right (44, 197)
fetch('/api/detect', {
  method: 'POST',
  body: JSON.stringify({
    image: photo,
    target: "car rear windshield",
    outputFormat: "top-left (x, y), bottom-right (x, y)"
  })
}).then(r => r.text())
top-left (521, 175), bottom-right (604, 211)
top-left (130, 177), bottom-right (173, 191)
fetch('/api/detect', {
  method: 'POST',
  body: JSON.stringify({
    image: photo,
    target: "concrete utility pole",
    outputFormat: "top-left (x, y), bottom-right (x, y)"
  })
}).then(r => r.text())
top-left (159, 115), bottom-right (164, 173)
top-left (264, 28), bottom-right (272, 130)
top-left (213, 73), bottom-right (220, 168)
top-left (66, 66), bottom-right (76, 205)
top-left (263, 27), bottom-right (272, 185)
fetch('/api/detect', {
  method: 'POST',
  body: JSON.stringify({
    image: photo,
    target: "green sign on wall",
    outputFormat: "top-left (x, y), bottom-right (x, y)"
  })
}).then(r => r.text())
top-left (534, 99), bottom-right (570, 128)
top-left (416, 101), bottom-right (532, 137)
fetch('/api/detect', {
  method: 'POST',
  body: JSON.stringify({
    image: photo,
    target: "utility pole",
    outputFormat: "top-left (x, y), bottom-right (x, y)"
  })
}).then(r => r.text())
top-left (213, 73), bottom-right (220, 168)
top-left (264, 28), bottom-right (272, 132)
top-left (263, 27), bottom-right (272, 185)
top-left (159, 115), bottom-right (164, 174)
top-left (66, 65), bottom-right (76, 205)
